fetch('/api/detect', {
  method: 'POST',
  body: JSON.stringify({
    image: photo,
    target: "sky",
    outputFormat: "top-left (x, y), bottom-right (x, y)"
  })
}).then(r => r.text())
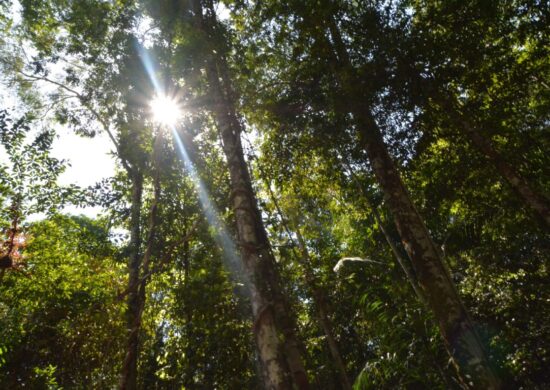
top-left (1, 0), bottom-right (232, 221)
top-left (0, 0), bottom-right (117, 220)
top-left (51, 126), bottom-right (116, 217)
top-left (1, 85), bottom-right (116, 220)
top-left (0, 118), bottom-right (116, 220)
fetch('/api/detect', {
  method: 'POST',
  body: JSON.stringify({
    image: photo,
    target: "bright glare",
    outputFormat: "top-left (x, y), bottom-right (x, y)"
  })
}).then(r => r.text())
top-left (150, 95), bottom-right (181, 126)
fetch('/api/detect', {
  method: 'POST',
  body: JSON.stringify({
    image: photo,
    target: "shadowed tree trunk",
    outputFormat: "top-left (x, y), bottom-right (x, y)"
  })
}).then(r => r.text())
top-left (462, 121), bottom-right (550, 228)
top-left (294, 229), bottom-right (352, 390)
top-left (120, 136), bottom-right (162, 390)
top-left (259, 169), bottom-right (352, 389)
top-left (119, 170), bottom-right (143, 390)
top-left (323, 16), bottom-right (502, 390)
top-left (433, 91), bottom-right (550, 229)
top-left (188, 1), bottom-right (310, 388)
top-left (341, 160), bottom-right (428, 306)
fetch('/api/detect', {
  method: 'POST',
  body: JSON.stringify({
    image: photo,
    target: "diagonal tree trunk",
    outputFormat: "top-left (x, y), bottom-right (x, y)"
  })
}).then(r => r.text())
top-left (259, 168), bottom-right (352, 389)
top-left (207, 62), bottom-right (308, 389)
top-left (189, 1), bottom-right (310, 388)
top-left (294, 229), bottom-right (352, 390)
top-left (433, 90), bottom-right (550, 229)
top-left (341, 160), bottom-right (428, 306)
top-left (462, 120), bottom-right (550, 228)
top-left (323, 17), bottom-right (502, 390)
top-left (208, 63), bottom-right (307, 389)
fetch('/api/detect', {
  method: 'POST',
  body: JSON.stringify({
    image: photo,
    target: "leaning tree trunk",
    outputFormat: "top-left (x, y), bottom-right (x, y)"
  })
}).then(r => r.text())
top-left (208, 64), bottom-right (308, 389)
top-left (354, 111), bottom-right (501, 389)
top-left (119, 171), bottom-right (144, 390)
top-left (462, 121), bottom-right (550, 228)
top-left (190, 1), bottom-right (310, 389)
top-left (294, 229), bottom-right (352, 390)
top-left (434, 91), bottom-right (550, 229)
top-left (342, 160), bottom-right (428, 305)
top-left (324, 18), bottom-right (501, 390)
top-left (208, 63), bottom-right (309, 389)
top-left (260, 172), bottom-right (351, 389)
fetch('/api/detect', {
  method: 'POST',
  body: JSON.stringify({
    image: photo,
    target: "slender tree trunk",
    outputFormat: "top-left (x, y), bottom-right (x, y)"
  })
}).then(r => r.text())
top-left (209, 65), bottom-right (307, 389)
top-left (342, 161), bottom-right (428, 305)
top-left (210, 67), bottom-right (305, 389)
top-left (294, 229), bottom-right (352, 390)
top-left (371, 206), bottom-right (428, 305)
top-left (344, 162), bottom-right (461, 386)
top-left (325, 18), bottom-right (501, 390)
top-left (433, 90), bottom-right (550, 229)
top-left (344, 163), bottom-right (458, 385)
top-left (120, 137), bottom-right (162, 390)
top-left (356, 99), bottom-right (500, 390)
top-left (120, 171), bottom-right (143, 390)
top-left (190, 2), bottom-right (310, 388)
top-left (135, 138), bottom-right (162, 335)
top-left (461, 121), bottom-right (550, 228)
top-left (258, 168), bottom-right (351, 389)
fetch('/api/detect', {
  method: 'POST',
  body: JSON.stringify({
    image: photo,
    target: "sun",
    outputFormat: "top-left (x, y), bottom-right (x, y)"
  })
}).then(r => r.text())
top-left (150, 95), bottom-right (181, 127)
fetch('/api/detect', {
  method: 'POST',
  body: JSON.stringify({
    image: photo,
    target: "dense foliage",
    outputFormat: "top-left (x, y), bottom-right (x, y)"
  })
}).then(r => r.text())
top-left (0, 0), bottom-right (548, 389)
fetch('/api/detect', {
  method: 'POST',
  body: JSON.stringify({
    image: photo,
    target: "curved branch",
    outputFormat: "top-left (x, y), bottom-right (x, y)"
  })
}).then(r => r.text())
top-left (18, 71), bottom-right (135, 174)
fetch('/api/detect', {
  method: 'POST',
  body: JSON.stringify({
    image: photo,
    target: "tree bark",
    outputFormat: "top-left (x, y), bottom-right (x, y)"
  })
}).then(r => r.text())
top-left (462, 121), bottom-right (550, 229)
top-left (371, 205), bottom-right (428, 305)
top-left (342, 161), bottom-right (428, 305)
top-left (119, 171), bottom-right (143, 390)
top-left (294, 229), bottom-right (352, 390)
top-left (190, 1), bottom-right (310, 388)
top-left (209, 66), bottom-right (307, 389)
top-left (259, 170), bottom-right (351, 390)
top-left (356, 104), bottom-right (500, 390)
top-left (120, 137), bottom-right (162, 390)
top-left (210, 68), bottom-right (306, 389)
top-left (325, 18), bottom-right (501, 390)
top-left (433, 90), bottom-right (550, 229)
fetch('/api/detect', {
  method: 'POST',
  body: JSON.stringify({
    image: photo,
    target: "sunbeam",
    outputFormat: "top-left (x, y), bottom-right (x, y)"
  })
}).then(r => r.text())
top-left (137, 42), bottom-right (248, 289)
top-left (169, 125), bottom-right (248, 287)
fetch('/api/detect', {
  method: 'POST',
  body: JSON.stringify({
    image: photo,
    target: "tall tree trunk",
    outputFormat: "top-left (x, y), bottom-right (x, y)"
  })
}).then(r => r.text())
top-left (462, 121), bottom-right (550, 228)
top-left (120, 171), bottom-right (143, 390)
top-left (357, 94), bottom-right (500, 390)
top-left (370, 205), bottom-right (428, 305)
top-left (294, 229), bottom-right (352, 390)
top-left (342, 161), bottom-right (428, 305)
top-left (190, 1), bottom-right (310, 388)
top-left (325, 18), bottom-right (501, 390)
top-left (343, 163), bottom-right (458, 385)
top-left (259, 168), bottom-right (351, 389)
top-left (120, 137), bottom-right (162, 390)
top-left (136, 136), bottom-right (162, 317)
top-left (434, 91), bottom-right (550, 229)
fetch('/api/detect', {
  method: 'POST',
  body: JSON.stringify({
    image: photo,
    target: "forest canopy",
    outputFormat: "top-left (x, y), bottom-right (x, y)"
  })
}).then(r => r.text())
top-left (0, 0), bottom-right (548, 389)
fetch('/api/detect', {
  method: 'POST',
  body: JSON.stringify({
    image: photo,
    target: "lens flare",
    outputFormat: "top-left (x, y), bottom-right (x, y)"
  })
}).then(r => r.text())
top-left (170, 126), bottom-right (246, 283)
top-left (136, 42), bottom-right (248, 291)
top-left (150, 95), bottom-right (181, 126)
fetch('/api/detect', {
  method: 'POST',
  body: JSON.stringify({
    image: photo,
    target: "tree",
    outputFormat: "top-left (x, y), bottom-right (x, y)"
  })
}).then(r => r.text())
top-left (0, 217), bottom-right (125, 387)
top-left (229, 1), bottom-right (502, 387)
top-left (155, 1), bottom-right (310, 387)
top-left (1, 1), bottom-right (548, 388)
top-left (406, 0), bottom-right (550, 228)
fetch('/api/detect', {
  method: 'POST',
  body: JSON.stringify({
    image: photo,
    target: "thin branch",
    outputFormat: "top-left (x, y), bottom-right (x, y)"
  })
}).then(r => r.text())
top-left (340, 159), bottom-right (428, 305)
top-left (17, 70), bottom-right (135, 174)
top-left (115, 219), bottom-right (199, 302)
top-left (19, 71), bottom-right (82, 97)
